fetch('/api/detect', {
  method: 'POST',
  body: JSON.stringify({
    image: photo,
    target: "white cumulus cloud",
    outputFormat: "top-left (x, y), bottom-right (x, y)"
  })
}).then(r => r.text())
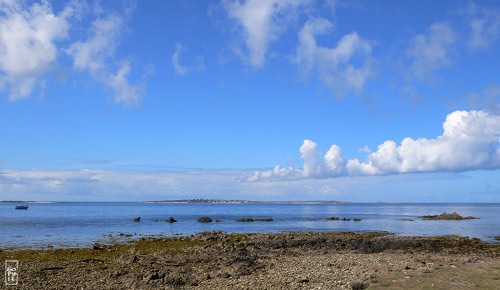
top-left (223, 0), bottom-right (310, 67)
top-left (294, 18), bottom-right (373, 96)
top-left (249, 139), bottom-right (347, 181)
top-left (0, 0), bottom-right (73, 100)
top-left (250, 109), bottom-right (500, 181)
top-left (324, 144), bottom-right (346, 176)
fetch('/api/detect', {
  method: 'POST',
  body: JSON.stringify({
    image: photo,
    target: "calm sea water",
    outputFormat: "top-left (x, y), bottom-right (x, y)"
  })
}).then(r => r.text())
top-left (1, 202), bottom-right (499, 249)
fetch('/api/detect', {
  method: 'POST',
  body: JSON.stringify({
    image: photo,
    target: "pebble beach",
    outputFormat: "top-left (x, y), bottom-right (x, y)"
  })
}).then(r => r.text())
top-left (2, 231), bottom-right (499, 289)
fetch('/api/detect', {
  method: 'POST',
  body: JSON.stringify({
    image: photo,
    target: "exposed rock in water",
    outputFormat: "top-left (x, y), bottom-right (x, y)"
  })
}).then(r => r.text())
top-left (119, 232), bottom-right (134, 237)
top-left (326, 216), bottom-right (340, 221)
top-left (166, 217), bottom-right (177, 223)
top-left (133, 217), bottom-right (141, 222)
top-left (420, 212), bottom-right (478, 220)
top-left (236, 217), bottom-right (274, 222)
top-left (215, 219), bottom-right (223, 222)
top-left (198, 217), bottom-right (213, 223)
top-left (255, 217), bottom-right (273, 222)
top-left (326, 216), bottom-right (357, 221)
top-left (236, 218), bottom-right (254, 222)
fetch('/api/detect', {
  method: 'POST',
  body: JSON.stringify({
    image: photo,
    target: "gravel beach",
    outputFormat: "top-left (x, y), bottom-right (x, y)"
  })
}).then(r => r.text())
top-left (1, 232), bottom-right (499, 289)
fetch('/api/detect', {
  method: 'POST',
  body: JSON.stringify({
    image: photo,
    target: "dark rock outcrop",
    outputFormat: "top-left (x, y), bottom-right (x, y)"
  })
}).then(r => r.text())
top-left (166, 217), bottom-right (177, 223)
top-left (326, 217), bottom-right (351, 221)
top-left (92, 243), bottom-right (114, 251)
top-left (236, 217), bottom-right (273, 222)
top-left (420, 212), bottom-right (478, 220)
top-left (236, 218), bottom-right (254, 222)
top-left (198, 217), bottom-right (213, 223)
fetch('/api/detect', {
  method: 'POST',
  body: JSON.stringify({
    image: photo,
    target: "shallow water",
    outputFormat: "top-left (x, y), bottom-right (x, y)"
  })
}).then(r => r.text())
top-left (1, 202), bottom-right (498, 249)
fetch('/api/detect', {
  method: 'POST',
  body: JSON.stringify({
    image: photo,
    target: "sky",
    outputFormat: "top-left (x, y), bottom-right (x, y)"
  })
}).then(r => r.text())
top-left (0, 0), bottom-right (499, 202)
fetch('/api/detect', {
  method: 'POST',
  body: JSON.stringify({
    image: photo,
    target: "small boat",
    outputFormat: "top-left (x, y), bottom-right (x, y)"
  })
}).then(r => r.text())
top-left (15, 205), bottom-right (29, 210)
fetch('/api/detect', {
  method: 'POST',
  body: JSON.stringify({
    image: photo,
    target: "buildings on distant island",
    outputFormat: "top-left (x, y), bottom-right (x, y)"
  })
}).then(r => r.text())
top-left (146, 199), bottom-right (352, 204)
top-left (147, 198), bottom-right (251, 203)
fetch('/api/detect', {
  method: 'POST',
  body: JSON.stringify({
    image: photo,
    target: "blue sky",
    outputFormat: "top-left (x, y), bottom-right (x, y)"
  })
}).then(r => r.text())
top-left (0, 0), bottom-right (499, 202)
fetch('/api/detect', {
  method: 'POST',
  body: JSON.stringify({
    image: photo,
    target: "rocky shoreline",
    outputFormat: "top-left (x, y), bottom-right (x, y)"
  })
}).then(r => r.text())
top-left (1, 232), bottom-right (499, 289)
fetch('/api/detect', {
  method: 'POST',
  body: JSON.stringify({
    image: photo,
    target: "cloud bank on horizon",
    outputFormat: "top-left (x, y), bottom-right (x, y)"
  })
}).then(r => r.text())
top-left (250, 109), bottom-right (500, 181)
top-left (2, 166), bottom-right (497, 202)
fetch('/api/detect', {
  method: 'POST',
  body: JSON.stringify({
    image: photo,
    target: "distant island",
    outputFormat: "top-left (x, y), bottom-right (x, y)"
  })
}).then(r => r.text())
top-left (145, 199), bottom-right (352, 204)
top-left (2, 199), bottom-right (353, 204)
top-left (0, 200), bottom-right (60, 203)
top-left (145, 198), bottom-right (251, 203)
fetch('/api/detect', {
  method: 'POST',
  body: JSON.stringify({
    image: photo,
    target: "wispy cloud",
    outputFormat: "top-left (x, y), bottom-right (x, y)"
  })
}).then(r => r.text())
top-left (358, 146), bottom-right (371, 153)
top-left (172, 43), bottom-right (188, 75)
top-left (294, 17), bottom-right (373, 96)
top-left (172, 43), bottom-right (205, 76)
top-left (406, 22), bottom-right (456, 80)
top-left (250, 109), bottom-right (500, 180)
top-left (0, 1), bottom-right (143, 106)
top-left (66, 6), bottom-right (143, 107)
top-left (455, 84), bottom-right (500, 112)
top-left (223, 0), bottom-right (311, 67)
top-left (0, 0), bottom-right (74, 100)
top-left (463, 2), bottom-right (500, 50)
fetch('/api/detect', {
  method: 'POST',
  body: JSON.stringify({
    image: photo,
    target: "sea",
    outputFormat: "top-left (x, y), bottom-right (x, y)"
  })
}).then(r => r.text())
top-left (1, 202), bottom-right (499, 249)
